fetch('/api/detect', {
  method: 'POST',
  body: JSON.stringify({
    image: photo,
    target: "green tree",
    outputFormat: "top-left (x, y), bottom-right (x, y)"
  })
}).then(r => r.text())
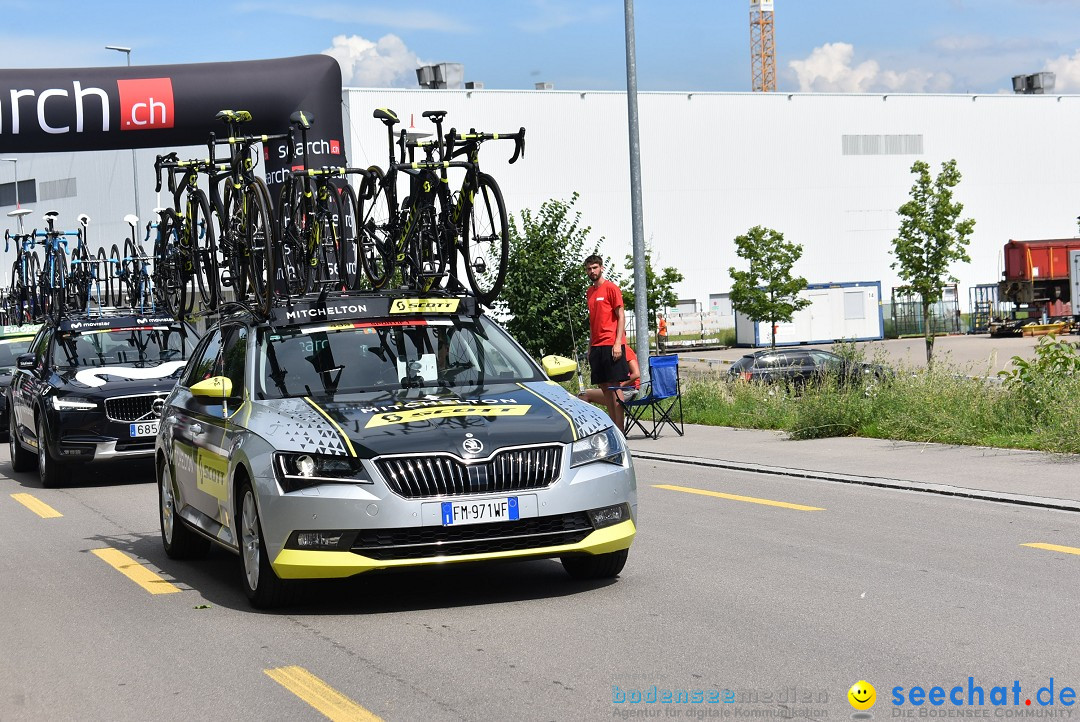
top-left (496, 192), bottom-right (599, 359)
top-left (890, 159), bottom-right (975, 366)
top-left (728, 225), bottom-right (810, 348)
top-left (619, 245), bottom-right (684, 331)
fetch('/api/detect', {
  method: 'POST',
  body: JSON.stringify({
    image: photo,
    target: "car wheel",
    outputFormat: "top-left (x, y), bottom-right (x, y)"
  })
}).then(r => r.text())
top-left (560, 548), bottom-right (629, 580)
top-left (9, 404), bottom-right (34, 473)
top-left (237, 478), bottom-right (295, 609)
top-left (159, 460), bottom-right (211, 559)
top-left (37, 415), bottom-right (69, 488)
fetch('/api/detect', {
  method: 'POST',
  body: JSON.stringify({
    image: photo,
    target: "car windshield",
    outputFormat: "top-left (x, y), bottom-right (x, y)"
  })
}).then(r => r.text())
top-left (53, 326), bottom-right (188, 368)
top-left (0, 336), bottom-right (33, 368)
top-left (255, 315), bottom-right (543, 400)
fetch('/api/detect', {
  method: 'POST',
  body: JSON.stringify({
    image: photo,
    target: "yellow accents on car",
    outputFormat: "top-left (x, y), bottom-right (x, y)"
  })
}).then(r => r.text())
top-left (272, 520), bottom-right (637, 579)
top-left (541, 354), bottom-right (577, 382)
top-left (304, 397), bottom-right (357, 457)
top-left (190, 376), bottom-right (232, 398)
top-left (365, 404), bottom-right (530, 428)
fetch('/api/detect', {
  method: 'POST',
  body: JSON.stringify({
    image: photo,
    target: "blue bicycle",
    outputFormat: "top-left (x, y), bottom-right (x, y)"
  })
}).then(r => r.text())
top-left (33, 210), bottom-right (79, 317)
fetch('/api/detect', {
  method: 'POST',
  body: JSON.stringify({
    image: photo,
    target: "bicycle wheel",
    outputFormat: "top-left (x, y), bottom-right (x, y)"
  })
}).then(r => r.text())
top-left (276, 178), bottom-right (312, 296)
top-left (123, 238), bottom-right (140, 308)
top-left (46, 247), bottom-right (68, 317)
top-left (188, 188), bottom-right (219, 309)
top-left (25, 252), bottom-right (40, 321)
top-left (405, 195), bottom-right (449, 292)
top-left (154, 212), bottom-right (190, 318)
top-left (462, 173), bottom-right (510, 306)
top-left (67, 252), bottom-right (87, 312)
top-left (10, 259), bottom-right (27, 323)
top-left (95, 247), bottom-right (110, 308)
top-left (242, 178), bottom-right (277, 315)
top-left (108, 244), bottom-right (122, 307)
top-left (337, 182), bottom-right (360, 290)
top-left (317, 182), bottom-right (346, 290)
top-left (355, 167), bottom-right (393, 289)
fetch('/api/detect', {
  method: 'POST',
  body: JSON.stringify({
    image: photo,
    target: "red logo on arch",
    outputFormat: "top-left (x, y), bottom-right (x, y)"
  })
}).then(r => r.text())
top-left (117, 78), bottom-right (175, 130)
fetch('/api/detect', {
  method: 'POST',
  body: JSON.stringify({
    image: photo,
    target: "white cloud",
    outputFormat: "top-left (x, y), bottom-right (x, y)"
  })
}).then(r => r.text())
top-left (789, 42), bottom-right (953, 93)
top-left (1044, 49), bottom-right (1080, 91)
top-left (322, 34), bottom-right (424, 88)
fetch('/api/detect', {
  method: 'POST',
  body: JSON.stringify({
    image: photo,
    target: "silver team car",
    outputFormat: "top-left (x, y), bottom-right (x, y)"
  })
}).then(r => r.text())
top-left (156, 292), bottom-right (637, 608)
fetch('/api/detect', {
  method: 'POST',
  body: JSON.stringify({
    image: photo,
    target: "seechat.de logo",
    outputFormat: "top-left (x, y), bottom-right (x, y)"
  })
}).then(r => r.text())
top-left (116, 78), bottom-right (175, 130)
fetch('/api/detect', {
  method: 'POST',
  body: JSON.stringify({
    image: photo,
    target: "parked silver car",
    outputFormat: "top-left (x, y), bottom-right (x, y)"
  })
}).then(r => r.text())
top-left (156, 292), bottom-right (638, 608)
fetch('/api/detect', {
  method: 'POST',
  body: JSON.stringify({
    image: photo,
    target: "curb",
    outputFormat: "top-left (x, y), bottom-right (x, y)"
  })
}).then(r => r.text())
top-left (628, 449), bottom-right (1080, 513)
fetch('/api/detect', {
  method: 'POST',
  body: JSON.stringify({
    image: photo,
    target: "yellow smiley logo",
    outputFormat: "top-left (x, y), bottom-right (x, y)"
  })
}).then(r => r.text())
top-left (848, 680), bottom-right (876, 711)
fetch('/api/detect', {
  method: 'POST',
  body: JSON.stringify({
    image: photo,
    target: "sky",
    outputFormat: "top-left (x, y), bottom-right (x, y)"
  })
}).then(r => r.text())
top-left (4, 0), bottom-right (1080, 94)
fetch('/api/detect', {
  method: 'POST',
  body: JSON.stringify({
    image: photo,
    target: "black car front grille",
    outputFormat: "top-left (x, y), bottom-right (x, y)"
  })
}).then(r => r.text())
top-left (104, 393), bottom-right (168, 422)
top-left (351, 512), bottom-right (593, 560)
top-left (376, 445), bottom-right (563, 499)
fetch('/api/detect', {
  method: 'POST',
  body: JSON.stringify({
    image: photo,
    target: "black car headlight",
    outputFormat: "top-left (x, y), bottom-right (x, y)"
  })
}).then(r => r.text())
top-left (570, 427), bottom-right (626, 468)
top-left (51, 396), bottom-right (98, 411)
top-left (274, 452), bottom-right (372, 492)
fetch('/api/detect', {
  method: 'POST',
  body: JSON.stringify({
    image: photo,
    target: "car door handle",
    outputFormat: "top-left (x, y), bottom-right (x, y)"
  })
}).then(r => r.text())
top-left (190, 423), bottom-right (204, 436)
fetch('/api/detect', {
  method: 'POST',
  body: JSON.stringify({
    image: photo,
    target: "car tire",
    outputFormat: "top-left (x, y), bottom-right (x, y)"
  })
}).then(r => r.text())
top-left (36, 415), bottom-right (69, 488)
top-left (9, 404), bottom-right (34, 473)
top-left (237, 478), bottom-right (295, 609)
top-left (159, 460), bottom-right (211, 560)
top-left (560, 548), bottom-right (629, 580)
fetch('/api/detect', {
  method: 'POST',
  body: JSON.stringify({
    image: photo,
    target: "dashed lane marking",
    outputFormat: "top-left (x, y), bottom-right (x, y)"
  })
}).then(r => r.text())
top-left (91, 548), bottom-right (181, 595)
top-left (265, 666), bottom-right (384, 722)
top-left (11, 493), bottom-right (62, 518)
top-left (654, 484), bottom-right (826, 511)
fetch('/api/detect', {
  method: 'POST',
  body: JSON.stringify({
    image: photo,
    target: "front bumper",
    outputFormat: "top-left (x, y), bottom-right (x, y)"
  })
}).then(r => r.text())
top-left (272, 519), bottom-right (637, 579)
top-left (254, 455), bottom-right (638, 580)
top-left (45, 410), bottom-right (157, 463)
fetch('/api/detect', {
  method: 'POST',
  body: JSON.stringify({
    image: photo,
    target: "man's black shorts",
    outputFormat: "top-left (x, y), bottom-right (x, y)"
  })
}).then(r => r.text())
top-left (589, 345), bottom-right (630, 385)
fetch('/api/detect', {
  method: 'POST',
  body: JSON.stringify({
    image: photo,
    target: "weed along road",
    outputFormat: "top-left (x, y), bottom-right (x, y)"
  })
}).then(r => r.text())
top-left (2, 446), bottom-right (1079, 720)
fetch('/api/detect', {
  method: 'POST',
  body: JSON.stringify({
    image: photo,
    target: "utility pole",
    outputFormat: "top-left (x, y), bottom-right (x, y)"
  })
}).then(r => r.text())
top-left (624, 0), bottom-right (651, 378)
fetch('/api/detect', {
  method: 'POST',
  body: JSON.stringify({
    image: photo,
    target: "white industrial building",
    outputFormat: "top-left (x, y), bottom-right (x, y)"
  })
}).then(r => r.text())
top-left (4, 88), bottom-right (1079, 317)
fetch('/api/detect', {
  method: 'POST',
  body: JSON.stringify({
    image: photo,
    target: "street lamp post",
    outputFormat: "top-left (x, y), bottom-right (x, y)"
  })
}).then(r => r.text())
top-left (106, 45), bottom-right (141, 219)
top-left (0, 157), bottom-right (26, 232)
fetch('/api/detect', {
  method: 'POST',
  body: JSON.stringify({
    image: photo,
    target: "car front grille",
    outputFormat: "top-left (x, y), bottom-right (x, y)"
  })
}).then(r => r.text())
top-left (104, 393), bottom-right (169, 422)
top-left (375, 445), bottom-right (562, 499)
top-left (351, 512), bottom-right (593, 560)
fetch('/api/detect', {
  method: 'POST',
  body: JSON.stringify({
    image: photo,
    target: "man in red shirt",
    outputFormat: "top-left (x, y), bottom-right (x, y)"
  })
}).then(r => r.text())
top-left (584, 254), bottom-right (629, 429)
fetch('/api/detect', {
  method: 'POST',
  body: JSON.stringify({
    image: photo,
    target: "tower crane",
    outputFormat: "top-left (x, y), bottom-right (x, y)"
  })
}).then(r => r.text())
top-left (750, 0), bottom-right (776, 92)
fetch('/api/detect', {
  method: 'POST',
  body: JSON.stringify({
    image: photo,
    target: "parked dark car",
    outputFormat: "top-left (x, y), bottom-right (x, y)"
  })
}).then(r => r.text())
top-left (0, 324), bottom-right (42, 439)
top-left (728, 348), bottom-right (891, 389)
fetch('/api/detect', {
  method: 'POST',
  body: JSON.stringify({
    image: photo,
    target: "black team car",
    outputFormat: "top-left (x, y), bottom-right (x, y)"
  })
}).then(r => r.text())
top-left (0, 324), bottom-right (42, 440)
top-left (8, 313), bottom-right (193, 487)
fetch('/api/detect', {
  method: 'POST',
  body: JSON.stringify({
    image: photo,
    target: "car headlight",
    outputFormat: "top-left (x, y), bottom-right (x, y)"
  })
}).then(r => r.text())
top-left (570, 427), bottom-right (626, 468)
top-left (274, 452), bottom-right (372, 492)
top-left (52, 396), bottom-right (98, 411)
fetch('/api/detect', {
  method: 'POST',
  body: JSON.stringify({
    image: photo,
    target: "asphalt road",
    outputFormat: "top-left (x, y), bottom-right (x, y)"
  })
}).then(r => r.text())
top-left (2, 450), bottom-right (1079, 721)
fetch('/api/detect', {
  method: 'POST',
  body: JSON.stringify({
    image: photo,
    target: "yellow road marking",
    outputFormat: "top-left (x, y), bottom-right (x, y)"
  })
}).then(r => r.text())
top-left (265, 666), bottom-right (383, 722)
top-left (91, 548), bottom-right (181, 595)
top-left (1022, 542), bottom-right (1080, 557)
top-left (654, 484), bottom-right (826, 511)
top-left (10, 493), bottom-right (62, 518)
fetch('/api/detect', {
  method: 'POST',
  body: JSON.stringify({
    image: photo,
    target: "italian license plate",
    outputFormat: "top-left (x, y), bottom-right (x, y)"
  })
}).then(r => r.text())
top-left (441, 497), bottom-right (519, 526)
top-left (129, 421), bottom-right (159, 437)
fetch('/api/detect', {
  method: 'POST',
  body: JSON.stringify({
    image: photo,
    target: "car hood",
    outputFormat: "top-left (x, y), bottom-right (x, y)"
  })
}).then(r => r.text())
top-left (55, 360), bottom-right (187, 393)
top-left (248, 381), bottom-right (614, 458)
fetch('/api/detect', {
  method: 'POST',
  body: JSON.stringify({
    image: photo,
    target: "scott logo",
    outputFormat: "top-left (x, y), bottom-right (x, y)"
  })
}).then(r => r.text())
top-left (116, 78), bottom-right (174, 130)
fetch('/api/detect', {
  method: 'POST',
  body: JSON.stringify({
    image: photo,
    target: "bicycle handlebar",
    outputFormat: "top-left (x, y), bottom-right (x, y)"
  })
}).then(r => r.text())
top-left (444, 127), bottom-right (527, 164)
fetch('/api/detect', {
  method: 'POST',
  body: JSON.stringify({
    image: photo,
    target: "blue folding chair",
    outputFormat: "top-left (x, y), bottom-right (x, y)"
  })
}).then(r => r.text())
top-left (620, 354), bottom-right (684, 439)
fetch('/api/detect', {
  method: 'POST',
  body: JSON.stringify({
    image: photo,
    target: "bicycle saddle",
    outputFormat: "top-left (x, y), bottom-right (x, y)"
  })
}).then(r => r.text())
top-left (422, 110), bottom-right (447, 123)
top-left (289, 110), bottom-right (314, 129)
top-left (216, 109), bottom-right (253, 124)
top-left (44, 210), bottom-right (59, 220)
top-left (373, 108), bottom-right (399, 127)
top-left (124, 214), bottom-right (139, 225)
top-left (78, 214), bottom-right (90, 225)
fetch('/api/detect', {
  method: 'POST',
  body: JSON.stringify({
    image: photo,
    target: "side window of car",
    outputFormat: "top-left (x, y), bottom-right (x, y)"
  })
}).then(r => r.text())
top-left (181, 329), bottom-right (222, 388)
top-left (30, 328), bottom-right (50, 365)
top-left (220, 326), bottom-right (248, 396)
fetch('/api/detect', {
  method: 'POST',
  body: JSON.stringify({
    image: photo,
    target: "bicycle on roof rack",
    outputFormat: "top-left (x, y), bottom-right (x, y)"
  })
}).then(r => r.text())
top-left (65, 214), bottom-right (111, 315)
top-left (276, 110), bottom-right (366, 295)
top-left (207, 109), bottom-right (286, 317)
top-left (109, 214), bottom-right (155, 313)
top-left (33, 210), bottom-right (80, 319)
top-left (5, 212), bottom-right (39, 323)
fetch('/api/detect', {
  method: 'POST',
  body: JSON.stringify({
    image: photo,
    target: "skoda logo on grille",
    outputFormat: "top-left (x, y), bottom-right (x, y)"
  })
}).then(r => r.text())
top-left (462, 438), bottom-right (483, 455)
top-left (151, 398), bottom-right (165, 418)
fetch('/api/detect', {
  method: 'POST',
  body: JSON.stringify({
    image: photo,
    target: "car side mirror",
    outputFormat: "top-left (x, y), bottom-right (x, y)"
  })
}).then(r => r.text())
top-left (16, 353), bottom-right (34, 370)
top-left (541, 355), bottom-right (577, 383)
top-left (190, 376), bottom-right (233, 399)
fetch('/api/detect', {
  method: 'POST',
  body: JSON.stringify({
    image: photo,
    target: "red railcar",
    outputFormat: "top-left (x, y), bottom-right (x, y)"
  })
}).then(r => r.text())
top-left (998, 238), bottom-right (1080, 314)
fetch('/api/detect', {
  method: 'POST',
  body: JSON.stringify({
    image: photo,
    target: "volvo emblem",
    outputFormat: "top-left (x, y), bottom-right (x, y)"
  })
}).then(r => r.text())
top-left (151, 398), bottom-right (165, 418)
top-left (462, 438), bottom-right (483, 455)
